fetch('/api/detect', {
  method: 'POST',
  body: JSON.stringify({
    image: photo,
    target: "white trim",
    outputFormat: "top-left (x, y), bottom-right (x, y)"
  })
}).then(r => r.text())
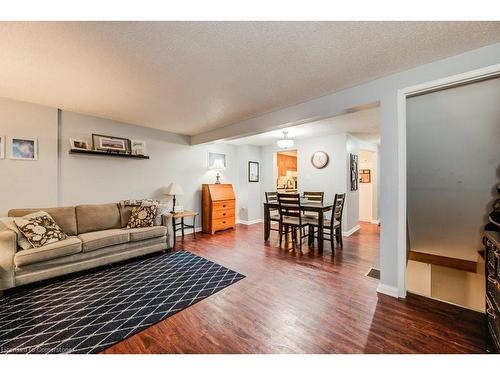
top-left (376, 283), bottom-right (399, 298)
top-left (396, 62), bottom-right (500, 299)
top-left (236, 218), bottom-right (263, 225)
top-left (342, 224), bottom-right (360, 237)
top-left (370, 219), bottom-right (380, 225)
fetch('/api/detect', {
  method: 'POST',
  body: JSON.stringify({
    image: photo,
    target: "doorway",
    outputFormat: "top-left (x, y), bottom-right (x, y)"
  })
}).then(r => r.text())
top-left (275, 150), bottom-right (298, 192)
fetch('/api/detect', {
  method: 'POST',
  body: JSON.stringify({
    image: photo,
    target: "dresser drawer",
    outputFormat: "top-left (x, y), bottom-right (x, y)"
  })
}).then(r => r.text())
top-left (212, 209), bottom-right (234, 220)
top-left (212, 200), bottom-right (235, 211)
top-left (213, 217), bottom-right (235, 231)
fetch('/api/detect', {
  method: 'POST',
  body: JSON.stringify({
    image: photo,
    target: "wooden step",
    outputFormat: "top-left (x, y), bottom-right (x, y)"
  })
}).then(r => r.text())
top-left (408, 250), bottom-right (477, 273)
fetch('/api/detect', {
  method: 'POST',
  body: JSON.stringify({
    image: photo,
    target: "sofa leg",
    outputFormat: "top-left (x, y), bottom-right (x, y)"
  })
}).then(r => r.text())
top-left (0, 290), bottom-right (4, 299)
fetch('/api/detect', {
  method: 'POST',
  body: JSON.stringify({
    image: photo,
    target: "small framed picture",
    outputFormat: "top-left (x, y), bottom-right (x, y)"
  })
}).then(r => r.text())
top-left (359, 169), bottom-right (371, 183)
top-left (131, 140), bottom-right (147, 156)
top-left (92, 134), bottom-right (130, 154)
top-left (69, 138), bottom-right (90, 150)
top-left (248, 161), bottom-right (259, 182)
top-left (0, 135), bottom-right (5, 159)
top-left (9, 137), bottom-right (38, 161)
top-left (208, 152), bottom-right (226, 170)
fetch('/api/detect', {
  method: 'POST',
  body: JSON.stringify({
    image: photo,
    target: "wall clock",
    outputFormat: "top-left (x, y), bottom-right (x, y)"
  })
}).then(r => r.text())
top-left (311, 151), bottom-right (329, 169)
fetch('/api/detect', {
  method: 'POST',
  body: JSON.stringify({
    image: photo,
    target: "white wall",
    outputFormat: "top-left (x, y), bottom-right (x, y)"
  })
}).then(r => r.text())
top-left (192, 43), bottom-right (500, 295)
top-left (407, 77), bottom-right (500, 261)
top-left (0, 97), bottom-right (58, 216)
top-left (236, 145), bottom-right (261, 223)
top-left (59, 111), bottom-right (239, 217)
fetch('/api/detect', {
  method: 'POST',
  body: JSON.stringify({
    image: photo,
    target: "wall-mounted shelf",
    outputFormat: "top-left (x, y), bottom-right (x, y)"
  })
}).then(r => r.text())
top-left (69, 149), bottom-right (150, 159)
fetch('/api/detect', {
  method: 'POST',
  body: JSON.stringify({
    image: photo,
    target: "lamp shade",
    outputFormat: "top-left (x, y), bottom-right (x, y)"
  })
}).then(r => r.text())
top-left (210, 158), bottom-right (226, 171)
top-left (163, 182), bottom-right (184, 196)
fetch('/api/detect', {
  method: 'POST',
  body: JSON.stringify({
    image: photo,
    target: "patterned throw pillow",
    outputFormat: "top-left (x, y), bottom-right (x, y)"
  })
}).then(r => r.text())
top-left (127, 203), bottom-right (159, 228)
top-left (14, 211), bottom-right (67, 248)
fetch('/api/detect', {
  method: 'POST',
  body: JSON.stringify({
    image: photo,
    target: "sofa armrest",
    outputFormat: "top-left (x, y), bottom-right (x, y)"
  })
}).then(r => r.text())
top-left (162, 213), bottom-right (174, 249)
top-left (0, 229), bottom-right (17, 291)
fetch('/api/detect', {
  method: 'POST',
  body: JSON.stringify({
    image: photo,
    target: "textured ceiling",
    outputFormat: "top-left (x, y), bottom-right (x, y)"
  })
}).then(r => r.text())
top-left (0, 22), bottom-right (499, 135)
top-left (227, 107), bottom-right (380, 146)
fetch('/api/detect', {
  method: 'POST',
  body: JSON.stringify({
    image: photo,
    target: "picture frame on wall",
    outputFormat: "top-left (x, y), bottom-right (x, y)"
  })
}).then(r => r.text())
top-left (350, 153), bottom-right (358, 191)
top-left (69, 138), bottom-right (90, 150)
top-left (92, 134), bottom-right (130, 154)
top-left (359, 169), bottom-right (371, 183)
top-left (0, 135), bottom-right (5, 159)
top-left (248, 161), bottom-right (259, 182)
top-left (9, 137), bottom-right (38, 161)
top-left (207, 152), bottom-right (226, 170)
top-left (131, 140), bottom-right (147, 156)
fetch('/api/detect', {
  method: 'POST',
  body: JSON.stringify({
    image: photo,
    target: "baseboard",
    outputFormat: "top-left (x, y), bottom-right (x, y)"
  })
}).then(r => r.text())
top-left (342, 224), bottom-right (360, 237)
top-left (376, 283), bottom-right (399, 298)
top-left (237, 218), bottom-right (263, 225)
top-left (370, 219), bottom-right (380, 225)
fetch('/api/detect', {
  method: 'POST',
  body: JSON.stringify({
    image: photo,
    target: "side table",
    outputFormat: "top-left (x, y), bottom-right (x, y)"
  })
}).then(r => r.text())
top-left (171, 210), bottom-right (199, 246)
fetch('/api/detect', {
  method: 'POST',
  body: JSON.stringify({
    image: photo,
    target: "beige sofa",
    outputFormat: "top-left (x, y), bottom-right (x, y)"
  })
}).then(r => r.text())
top-left (0, 203), bottom-right (174, 294)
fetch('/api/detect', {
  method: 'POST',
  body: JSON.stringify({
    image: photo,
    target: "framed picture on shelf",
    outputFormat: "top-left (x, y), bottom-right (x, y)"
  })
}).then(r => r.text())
top-left (248, 161), bottom-right (259, 182)
top-left (131, 140), bottom-right (147, 156)
top-left (9, 137), bottom-right (38, 161)
top-left (359, 169), bottom-right (371, 183)
top-left (92, 134), bottom-right (130, 154)
top-left (69, 139), bottom-right (90, 150)
top-left (0, 135), bottom-right (5, 159)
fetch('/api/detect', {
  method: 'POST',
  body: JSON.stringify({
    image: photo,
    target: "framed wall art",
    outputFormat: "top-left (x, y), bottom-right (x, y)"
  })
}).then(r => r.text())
top-left (9, 137), bottom-right (38, 161)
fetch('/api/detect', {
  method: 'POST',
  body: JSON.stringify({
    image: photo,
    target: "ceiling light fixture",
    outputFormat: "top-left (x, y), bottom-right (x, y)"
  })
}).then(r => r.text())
top-left (277, 131), bottom-right (294, 149)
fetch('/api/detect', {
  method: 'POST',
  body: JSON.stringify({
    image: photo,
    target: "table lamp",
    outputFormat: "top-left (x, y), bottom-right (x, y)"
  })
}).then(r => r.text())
top-left (163, 182), bottom-right (184, 211)
top-left (210, 158), bottom-right (225, 184)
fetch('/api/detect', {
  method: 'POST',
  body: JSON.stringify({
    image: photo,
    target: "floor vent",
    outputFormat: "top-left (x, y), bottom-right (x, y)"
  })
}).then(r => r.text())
top-left (366, 268), bottom-right (380, 280)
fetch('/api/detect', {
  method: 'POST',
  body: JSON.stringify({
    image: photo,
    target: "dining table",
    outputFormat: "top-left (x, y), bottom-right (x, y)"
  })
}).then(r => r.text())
top-left (263, 199), bottom-right (334, 253)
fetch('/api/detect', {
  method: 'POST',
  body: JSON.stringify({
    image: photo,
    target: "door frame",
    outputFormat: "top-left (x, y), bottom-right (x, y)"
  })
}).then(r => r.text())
top-left (396, 63), bottom-right (500, 298)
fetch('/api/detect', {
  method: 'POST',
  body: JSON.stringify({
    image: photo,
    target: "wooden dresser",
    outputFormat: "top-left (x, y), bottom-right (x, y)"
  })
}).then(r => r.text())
top-left (202, 184), bottom-right (236, 234)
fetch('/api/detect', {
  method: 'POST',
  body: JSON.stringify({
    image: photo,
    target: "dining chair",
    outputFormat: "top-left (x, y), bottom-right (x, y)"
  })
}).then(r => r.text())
top-left (277, 193), bottom-right (316, 251)
top-left (265, 191), bottom-right (280, 234)
top-left (309, 193), bottom-right (346, 251)
top-left (302, 191), bottom-right (324, 218)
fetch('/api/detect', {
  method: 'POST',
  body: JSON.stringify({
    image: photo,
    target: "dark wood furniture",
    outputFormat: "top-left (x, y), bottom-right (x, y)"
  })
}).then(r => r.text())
top-left (202, 184), bottom-right (236, 234)
top-left (309, 193), bottom-right (346, 250)
top-left (303, 191), bottom-right (324, 202)
top-left (485, 231), bottom-right (500, 353)
top-left (264, 198), bottom-right (333, 253)
top-left (171, 210), bottom-right (198, 246)
top-left (265, 192), bottom-right (280, 234)
top-left (277, 193), bottom-right (314, 251)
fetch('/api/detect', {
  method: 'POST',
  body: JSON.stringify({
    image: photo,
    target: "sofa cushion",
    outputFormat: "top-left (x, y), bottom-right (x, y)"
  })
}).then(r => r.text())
top-left (9, 206), bottom-right (77, 236)
top-left (119, 205), bottom-right (134, 228)
top-left (126, 226), bottom-right (168, 242)
top-left (76, 203), bottom-right (121, 234)
top-left (78, 229), bottom-right (130, 252)
top-left (14, 236), bottom-right (82, 267)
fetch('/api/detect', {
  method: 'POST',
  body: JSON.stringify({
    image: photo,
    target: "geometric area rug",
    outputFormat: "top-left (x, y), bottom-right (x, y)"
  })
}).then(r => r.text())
top-left (0, 250), bottom-right (245, 354)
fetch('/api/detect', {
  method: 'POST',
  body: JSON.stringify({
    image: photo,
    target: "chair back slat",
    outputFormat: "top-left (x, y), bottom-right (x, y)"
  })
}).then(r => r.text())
top-left (265, 191), bottom-right (278, 203)
top-left (303, 191), bottom-right (324, 203)
top-left (333, 193), bottom-right (346, 221)
top-left (277, 193), bottom-right (302, 219)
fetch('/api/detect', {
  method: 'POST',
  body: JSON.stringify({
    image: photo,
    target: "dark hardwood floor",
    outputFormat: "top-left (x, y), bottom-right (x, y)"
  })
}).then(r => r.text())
top-left (104, 222), bottom-right (486, 354)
